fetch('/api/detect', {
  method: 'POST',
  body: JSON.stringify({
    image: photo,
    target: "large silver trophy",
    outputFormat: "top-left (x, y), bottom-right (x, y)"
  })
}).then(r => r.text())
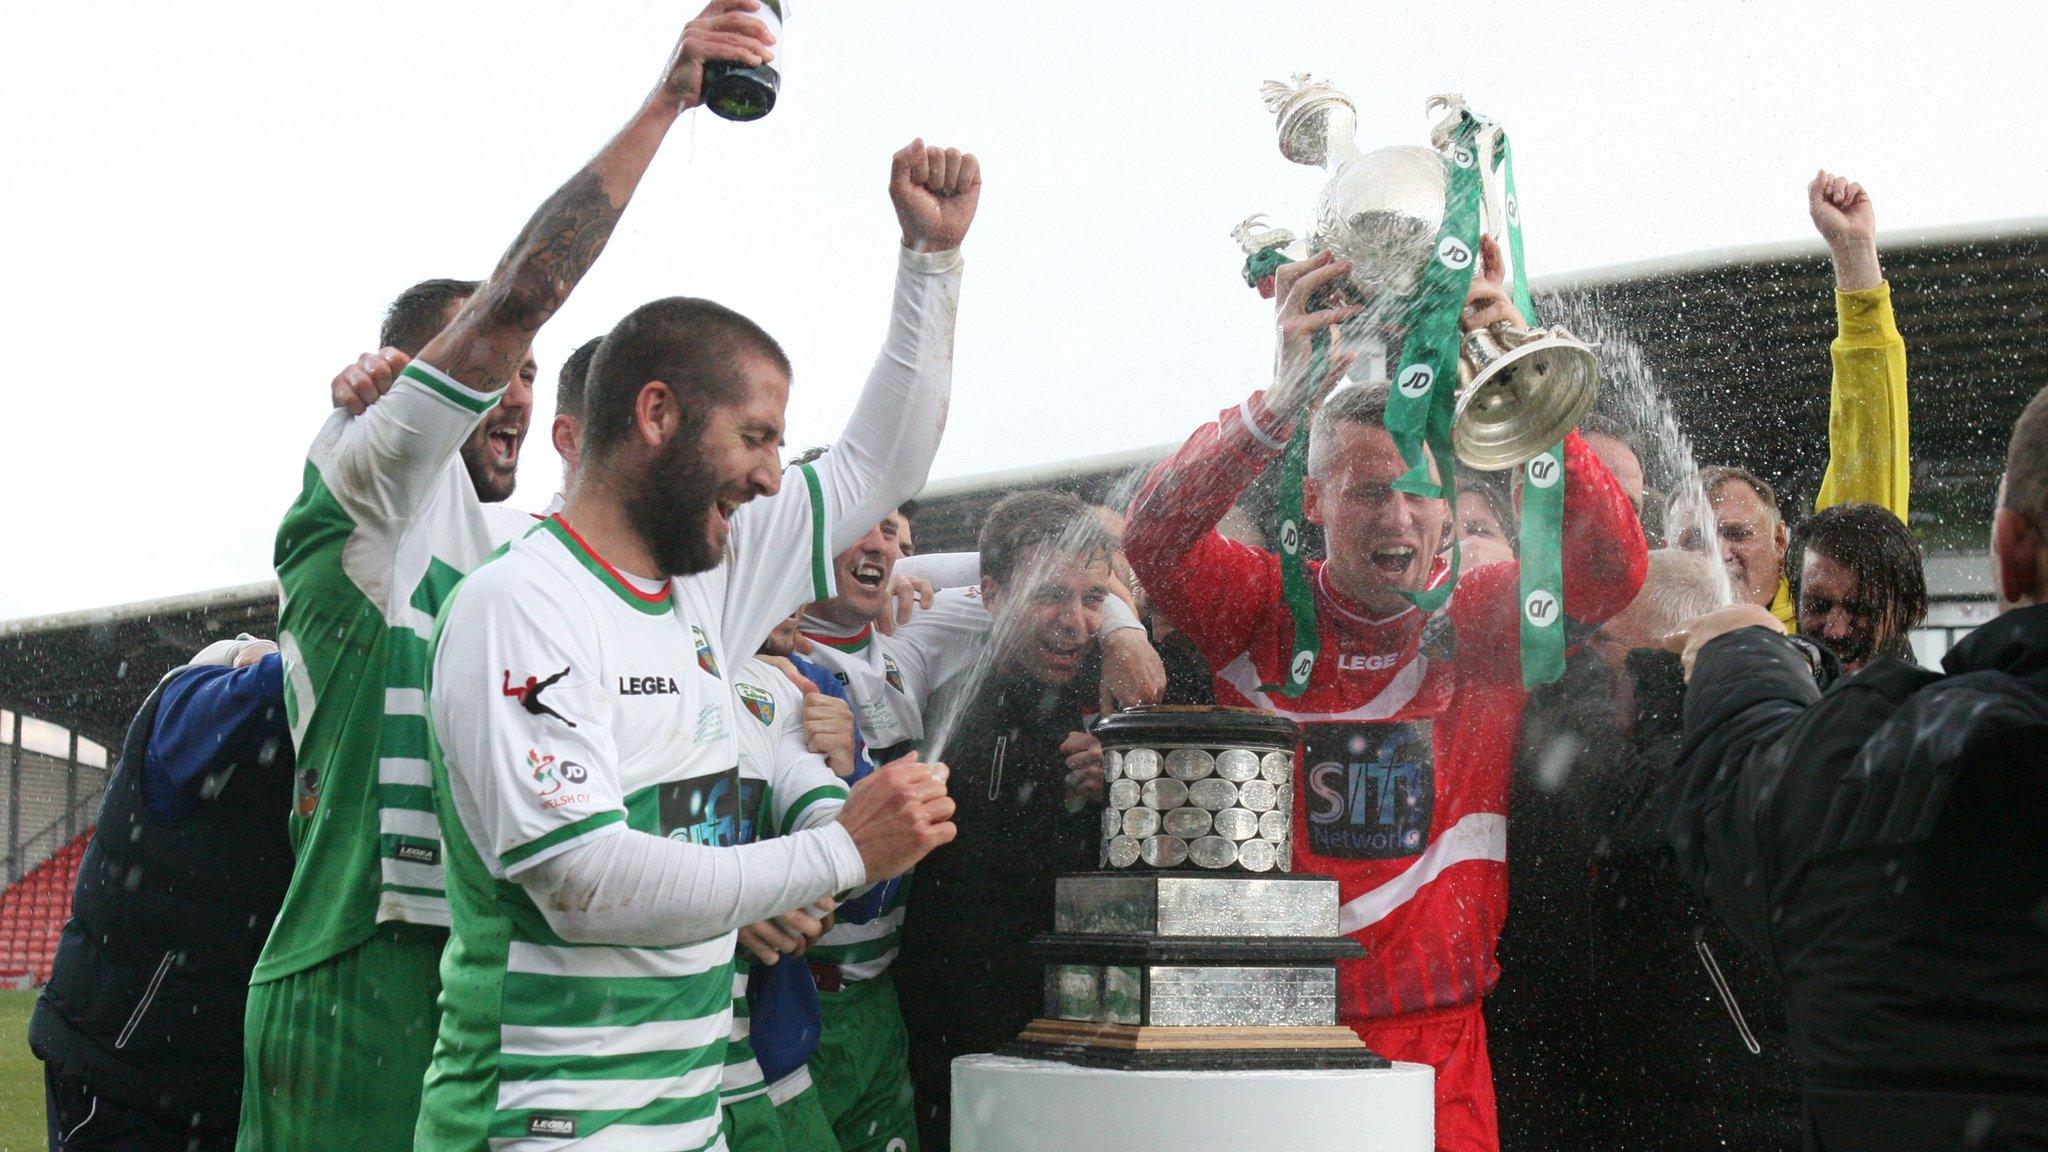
top-left (1239, 76), bottom-right (1599, 471)
top-left (1007, 708), bottom-right (1381, 1069)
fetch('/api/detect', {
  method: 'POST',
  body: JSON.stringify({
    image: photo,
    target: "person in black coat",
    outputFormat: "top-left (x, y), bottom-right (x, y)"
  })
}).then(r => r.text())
top-left (1661, 389), bottom-right (2048, 1151)
top-left (1494, 549), bottom-right (1805, 1150)
top-left (31, 636), bottom-right (295, 1152)
top-left (894, 492), bottom-right (1120, 1151)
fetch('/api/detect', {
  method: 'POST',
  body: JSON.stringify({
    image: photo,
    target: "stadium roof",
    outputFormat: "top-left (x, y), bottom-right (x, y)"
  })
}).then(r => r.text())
top-left (6, 217), bottom-right (2043, 746)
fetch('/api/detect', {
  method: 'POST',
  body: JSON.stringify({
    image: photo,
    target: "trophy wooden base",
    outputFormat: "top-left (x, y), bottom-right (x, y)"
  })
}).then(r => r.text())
top-left (1003, 1017), bottom-right (1390, 1071)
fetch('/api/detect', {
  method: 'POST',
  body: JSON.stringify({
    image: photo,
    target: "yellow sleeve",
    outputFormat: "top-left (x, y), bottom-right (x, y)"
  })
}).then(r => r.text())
top-left (1813, 281), bottom-right (1910, 519)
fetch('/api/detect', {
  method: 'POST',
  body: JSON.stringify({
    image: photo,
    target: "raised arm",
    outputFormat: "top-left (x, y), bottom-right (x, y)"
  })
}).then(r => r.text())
top-left (721, 141), bottom-right (978, 654)
top-left (810, 141), bottom-right (981, 543)
top-left (420, 0), bottom-right (778, 390)
top-left (1808, 170), bottom-right (1910, 518)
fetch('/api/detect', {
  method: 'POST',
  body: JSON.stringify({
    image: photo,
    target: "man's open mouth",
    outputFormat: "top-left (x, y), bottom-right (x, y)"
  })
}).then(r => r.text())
top-left (851, 559), bottom-right (885, 590)
top-left (488, 428), bottom-right (520, 468)
top-left (1370, 545), bottom-right (1417, 576)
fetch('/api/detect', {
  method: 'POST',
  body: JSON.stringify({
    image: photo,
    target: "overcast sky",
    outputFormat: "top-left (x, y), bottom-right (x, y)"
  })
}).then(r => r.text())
top-left (2, 1), bottom-right (2042, 620)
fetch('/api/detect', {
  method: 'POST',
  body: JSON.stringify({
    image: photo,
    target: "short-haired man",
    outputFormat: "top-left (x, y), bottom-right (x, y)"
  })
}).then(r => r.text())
top-left (1660, 385), bottom-right (2048, 1150)
top-left (1125, 248), bottom-right (1647, 1152)
top-left (1789, 501), bottom-right (1928, 673)
top-left (1671, 171), bottom-right (1910, 627)
top-left (1673, 464), bottom-right (1788, 608)
top-left (794, 504), bottom-right (1162, 1152)
top-left (241, 10), bottom-right (780, 1149)
top-left (892, 491), bottom-right (1122, 1150)
top-left (420, 110), bottom-right (980, 1148)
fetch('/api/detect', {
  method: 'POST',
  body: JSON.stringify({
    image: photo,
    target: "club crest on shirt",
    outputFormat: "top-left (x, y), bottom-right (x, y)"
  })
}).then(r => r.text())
top-left (692, 625), bottom-right (721, 678)
top-left (1419, 614), bottom-right (1457, 664)
top-left (883, 654), bottom-right (906, 693)
top-left (736, 682), bottom-right (776, 726)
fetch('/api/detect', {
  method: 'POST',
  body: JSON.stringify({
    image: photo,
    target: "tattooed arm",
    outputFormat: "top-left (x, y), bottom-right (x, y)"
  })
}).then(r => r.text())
top-left (419, 0), bottom-right (778, 390)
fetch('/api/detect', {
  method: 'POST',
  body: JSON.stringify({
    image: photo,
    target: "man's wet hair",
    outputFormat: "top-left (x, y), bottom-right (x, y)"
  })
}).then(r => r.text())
top-left (557, 336), bottom-right (604, 423)
top-left (1632, 548), bottom-right (1727, 640)
top-left (1307, 384), bottom-right (1391, 479)
top-left (1790, 502), bottom-right (1928, 658)
top-left (899, 498), bottom-right (920, 522)
top-left (582, 297), bottom-right (791, 462)
top-left (977, 490), bottom-right (1115, 589)
top-left (2001, 385), bottom-right (2048, 528)
top-left (1580, 411), bottom-right (1648, 476)
top-left (1456, 472), bottom-right (1518, 551)
top-left (381, 278), bottom-right (480, 356)
top-left (1692, 465), bottom-right (1782, 522)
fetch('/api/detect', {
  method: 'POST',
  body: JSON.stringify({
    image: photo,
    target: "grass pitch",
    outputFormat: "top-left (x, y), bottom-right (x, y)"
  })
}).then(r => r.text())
top-left (0, 990), bottom-right (40, 1149)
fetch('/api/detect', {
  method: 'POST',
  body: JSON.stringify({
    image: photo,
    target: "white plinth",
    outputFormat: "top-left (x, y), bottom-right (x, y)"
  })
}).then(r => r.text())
top-left (951, 1052), bottom-right (1434, 1152)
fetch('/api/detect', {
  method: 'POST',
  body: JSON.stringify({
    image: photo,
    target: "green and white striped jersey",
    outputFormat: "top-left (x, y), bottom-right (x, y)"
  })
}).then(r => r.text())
top-left (258, 360), bottom-right (535, 980)
top-left (423, 516), bottom-right (746, 1152)
top-left (801, 585), bottom-right (988, 984)
top-left (722, 657), bottom-right (849, 1107)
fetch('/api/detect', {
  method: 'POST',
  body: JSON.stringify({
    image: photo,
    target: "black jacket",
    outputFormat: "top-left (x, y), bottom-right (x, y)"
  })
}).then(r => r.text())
top-left (30, 662), bottom-right (295, 1125)
top-left (895, 662), bottom-right (1102, 1150)
top-left (1666, 613), bottom-right (2048, 1150)
top-left (1493, 648), bottom-right (1802, 1150)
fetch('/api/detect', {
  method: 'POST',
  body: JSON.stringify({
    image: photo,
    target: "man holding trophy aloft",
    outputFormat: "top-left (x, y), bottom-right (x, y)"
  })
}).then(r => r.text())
top-left (1122, 78), bottom-right (1647, 1152)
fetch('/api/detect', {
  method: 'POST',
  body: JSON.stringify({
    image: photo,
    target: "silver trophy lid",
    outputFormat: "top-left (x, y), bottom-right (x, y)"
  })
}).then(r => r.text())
top-left (1263, 74), bottom-right (1359, 168)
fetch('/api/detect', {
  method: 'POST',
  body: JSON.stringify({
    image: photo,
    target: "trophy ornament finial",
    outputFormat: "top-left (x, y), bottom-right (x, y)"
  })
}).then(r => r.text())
top-left (1263, 74), bottom-right (1359, 168)
top-left (1230, 213), bottom-right (1298, 258)
top-left (1427, 93), bottom-right (1473, 152)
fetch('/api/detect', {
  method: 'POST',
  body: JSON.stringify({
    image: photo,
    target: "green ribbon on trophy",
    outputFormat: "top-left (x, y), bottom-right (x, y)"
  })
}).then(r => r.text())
top-left (1381, 113), bottom-right (1484, 618)
top-left (1239, 109), bottom-right (1569, 696)
top-left (1493, 128), bottom-right (1567, 688)
top-left (1255, 334), bottom-right (1325, 697)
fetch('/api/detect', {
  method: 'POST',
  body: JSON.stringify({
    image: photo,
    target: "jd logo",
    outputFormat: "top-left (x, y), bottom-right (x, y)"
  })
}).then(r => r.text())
top-left (1525, 452), bottom-right (1561, 489)
top-left (1290, 649), bottom-right (1316, 683)
top-left (1437, 236), bottom-right (1474, 271)
top-left (1279, 520), bottom-right (1301, 555)
top-left (1452, 144), bottom-right (1475, 168)
top-left (1506, 194), bottom-right (1521, 228)
top-left (1397, 363), bottom-right (1434, 399)
top-left (1524, 588), bottom-right (1560, 628)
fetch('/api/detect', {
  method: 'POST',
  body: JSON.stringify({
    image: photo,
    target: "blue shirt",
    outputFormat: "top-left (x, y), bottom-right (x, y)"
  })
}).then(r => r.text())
top-left (141, 654), bottom-right (289, 823)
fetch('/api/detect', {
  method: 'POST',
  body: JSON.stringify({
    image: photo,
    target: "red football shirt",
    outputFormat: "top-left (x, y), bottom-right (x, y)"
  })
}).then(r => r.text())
top-left (1126, 392), bottom-right (1646, 1020)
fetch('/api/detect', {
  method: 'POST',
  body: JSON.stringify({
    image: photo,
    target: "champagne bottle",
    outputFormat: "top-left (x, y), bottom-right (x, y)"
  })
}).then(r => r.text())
top-left (703, 0), bottom-right (784, 122)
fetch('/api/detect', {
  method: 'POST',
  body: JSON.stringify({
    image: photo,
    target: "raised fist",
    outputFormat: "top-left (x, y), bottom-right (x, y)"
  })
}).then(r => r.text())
top-left (331, 347), bottom-right (410, 415)
top-left (1807, 170), bottom-right (1881, 291)
top-left (890, 140), bottom-right (981, 254)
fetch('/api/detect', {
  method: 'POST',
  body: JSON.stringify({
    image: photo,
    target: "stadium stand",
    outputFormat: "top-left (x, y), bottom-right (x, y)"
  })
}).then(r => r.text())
top-left (0, 830), bottom-right (89, 986)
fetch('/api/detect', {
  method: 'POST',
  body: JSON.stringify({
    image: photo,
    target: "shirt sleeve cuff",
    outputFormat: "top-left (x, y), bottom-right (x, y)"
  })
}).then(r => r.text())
top-left (1239, 392), bottom-right (1294, 450)
top-left (901, 245), bottom-right (965, 275)
top-left (819, 821), bottom-right (869, 890)
top-left (403, 358), bottom-right (503, 416)
top-left (1834, 280), bottom-right (1899, 344)
top-left (1098, 594), bottom-right (1145, 636)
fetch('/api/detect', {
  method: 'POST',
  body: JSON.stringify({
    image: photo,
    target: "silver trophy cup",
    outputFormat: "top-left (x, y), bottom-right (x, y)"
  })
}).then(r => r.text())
top-left (1247, 76), bottom-right (1598, 473)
